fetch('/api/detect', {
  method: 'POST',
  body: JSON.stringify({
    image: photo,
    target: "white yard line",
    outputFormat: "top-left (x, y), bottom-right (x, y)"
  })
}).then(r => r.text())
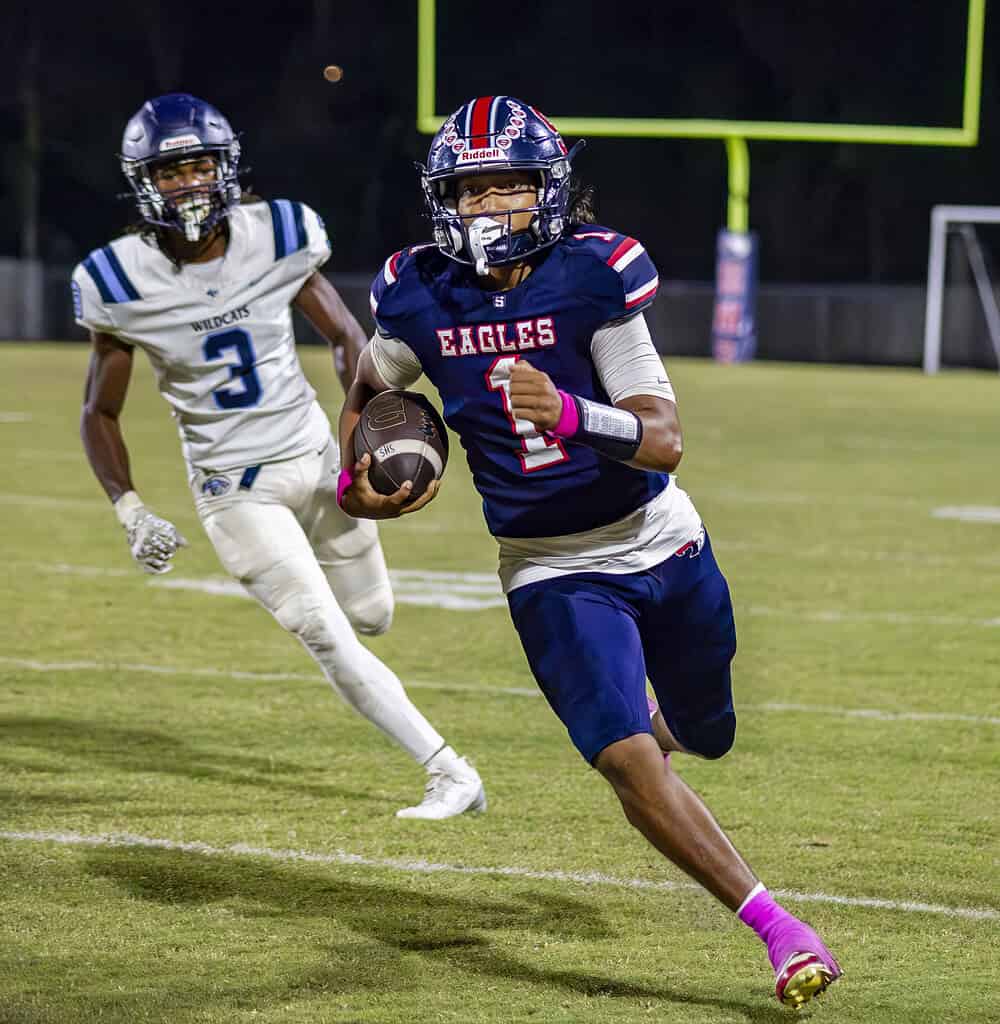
top-left (697, 488), bottom-right (930, 510)
top-left (0, 412), bottom-right (32, 423)
top-left (1, 656), bottom-right (996, 726)
top-left (715, 539), bottom-right (1000, 567)
top-left (0, 656), bottom-right (541, 697)
top-left (24, 563), bottom-right (1000, 627)
top-left (152, 575), bottom-right (1000, 628)
top-left (151, 572), bottom-right (508, 611)
top-left (932, 505), bottom-right (1000, 524)
top-left (0, 828), bottom-right (995, 923)
top-left (743, 701), bottom-right (1000, 726)
top-left (36, 563), bottom-right (135, 578)
top-left (747, 605), bottom-right (1000, 628)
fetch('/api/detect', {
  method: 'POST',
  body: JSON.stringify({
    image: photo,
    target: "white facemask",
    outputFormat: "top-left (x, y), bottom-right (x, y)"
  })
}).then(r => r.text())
top-left (176, 192), bottom-right (214, 242)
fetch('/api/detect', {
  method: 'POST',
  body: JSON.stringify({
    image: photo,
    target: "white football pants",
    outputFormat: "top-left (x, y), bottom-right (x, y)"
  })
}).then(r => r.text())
top-left (190, 440), bottom-right (444, 764)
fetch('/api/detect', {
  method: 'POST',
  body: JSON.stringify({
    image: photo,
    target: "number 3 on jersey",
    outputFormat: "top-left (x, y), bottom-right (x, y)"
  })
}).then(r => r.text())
top-left (486, 356), bottom-right (569, 472)
top-left (203, 328), bottom-right (262, 409)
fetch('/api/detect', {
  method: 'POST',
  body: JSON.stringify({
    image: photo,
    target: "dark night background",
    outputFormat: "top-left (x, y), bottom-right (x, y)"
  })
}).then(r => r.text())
top-left (2, 1), bottom-right (997, 285)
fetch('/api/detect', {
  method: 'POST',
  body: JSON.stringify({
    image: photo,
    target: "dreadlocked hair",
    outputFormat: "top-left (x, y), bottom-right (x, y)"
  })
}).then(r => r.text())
top-left (566, 179), bottom-right (597, 226)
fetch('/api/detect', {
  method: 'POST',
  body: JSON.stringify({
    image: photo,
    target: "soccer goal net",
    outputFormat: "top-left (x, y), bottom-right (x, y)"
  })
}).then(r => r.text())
top-left (924, 205), bottom-right (1000, 373)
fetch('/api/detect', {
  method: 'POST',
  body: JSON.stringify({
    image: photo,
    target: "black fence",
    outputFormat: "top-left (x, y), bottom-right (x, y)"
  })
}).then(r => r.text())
top-left (2, 260), bottom-right (997, 370)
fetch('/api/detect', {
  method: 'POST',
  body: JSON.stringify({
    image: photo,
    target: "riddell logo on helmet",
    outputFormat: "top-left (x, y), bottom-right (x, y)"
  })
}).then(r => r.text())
top-left (457, 148), bottom-right (507, 164)
top-left (159, 134), bottom-right (202, 152)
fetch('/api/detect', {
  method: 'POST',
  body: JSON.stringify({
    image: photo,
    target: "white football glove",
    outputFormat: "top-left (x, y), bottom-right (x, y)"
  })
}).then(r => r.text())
top-left (114, 491), bottom-right (188, 575)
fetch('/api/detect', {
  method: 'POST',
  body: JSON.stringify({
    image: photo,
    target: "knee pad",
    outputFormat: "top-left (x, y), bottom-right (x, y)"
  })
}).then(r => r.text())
top-left (322, 517), bottom-right (379, 561)
top-left (343, 582), bottom-right (395, 636)
top-left (271, 589), bottom-right (331, 646)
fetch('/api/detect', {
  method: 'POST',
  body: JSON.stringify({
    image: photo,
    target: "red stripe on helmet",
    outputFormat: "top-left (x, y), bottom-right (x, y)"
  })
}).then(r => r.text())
top-left (529, 106), bottom-right (556, 132)
top-left (470, 96), bottom-right (495, 148)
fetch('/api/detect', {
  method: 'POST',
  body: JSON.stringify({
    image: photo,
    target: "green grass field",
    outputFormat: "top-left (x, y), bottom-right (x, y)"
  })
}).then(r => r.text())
top-left (1, 343), bottom-right (998, 1024)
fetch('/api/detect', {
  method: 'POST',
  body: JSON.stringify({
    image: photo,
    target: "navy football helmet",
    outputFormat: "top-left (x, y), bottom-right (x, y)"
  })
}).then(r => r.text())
top-left (420, 96), bottom-right (584, 275)
top-left (120, 93), bottom-right (242, 242)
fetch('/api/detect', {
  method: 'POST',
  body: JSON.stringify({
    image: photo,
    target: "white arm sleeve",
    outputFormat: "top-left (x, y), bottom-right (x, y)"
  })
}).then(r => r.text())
top-left (369, 333), bottom-right (423, 389)
top-left (590, 313), bottom-right (676, 404)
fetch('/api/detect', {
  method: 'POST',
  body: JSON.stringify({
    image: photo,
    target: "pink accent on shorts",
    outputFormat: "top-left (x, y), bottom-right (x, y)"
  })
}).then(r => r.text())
top-left (646, 696), bottom-right (671, 767)
top-left (550, 390), bottom-right (579, 438)
top-left (336, 467), bottom-right (354, 508)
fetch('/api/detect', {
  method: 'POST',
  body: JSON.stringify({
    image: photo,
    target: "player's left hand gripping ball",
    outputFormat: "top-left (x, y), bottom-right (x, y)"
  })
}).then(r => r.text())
top-left (342, 391), bottom-right (448, 519)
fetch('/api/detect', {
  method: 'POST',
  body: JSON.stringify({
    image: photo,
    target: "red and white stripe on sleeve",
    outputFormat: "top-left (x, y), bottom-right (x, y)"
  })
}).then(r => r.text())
top-left (369, 249), bottom-right (404, 317)
top-left (605, 236), bottom-right (659, 313)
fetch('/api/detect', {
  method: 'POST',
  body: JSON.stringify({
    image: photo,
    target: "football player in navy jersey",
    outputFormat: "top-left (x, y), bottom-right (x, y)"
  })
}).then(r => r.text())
top-left (338, 96), bottom-right (841, 1007)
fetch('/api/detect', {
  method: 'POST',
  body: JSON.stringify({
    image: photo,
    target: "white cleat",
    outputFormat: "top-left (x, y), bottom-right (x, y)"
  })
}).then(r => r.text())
top-left (395, 758), bottom-right (487, 820)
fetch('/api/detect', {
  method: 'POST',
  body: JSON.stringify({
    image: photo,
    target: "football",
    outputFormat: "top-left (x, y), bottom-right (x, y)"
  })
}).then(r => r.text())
top-left (354, 390), bottom-right (449, 501)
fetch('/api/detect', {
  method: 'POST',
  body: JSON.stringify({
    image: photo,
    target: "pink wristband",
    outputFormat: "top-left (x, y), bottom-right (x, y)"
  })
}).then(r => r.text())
top-left (550, 389), bottom-right (580, 438)
top-left (336, 467), bottom-right (354, 507)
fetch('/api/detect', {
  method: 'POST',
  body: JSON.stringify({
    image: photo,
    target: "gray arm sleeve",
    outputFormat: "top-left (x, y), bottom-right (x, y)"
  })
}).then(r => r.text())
top-left (368, 333), bottom-right (423, 389)
top-left (590, 313), bottom-right (676, 404)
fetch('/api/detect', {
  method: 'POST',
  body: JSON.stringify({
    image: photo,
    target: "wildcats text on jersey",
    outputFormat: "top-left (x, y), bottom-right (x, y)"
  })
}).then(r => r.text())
top-left (190, 306), bottom-right (251, 333)
top-left (437, 317), bottom-right (555, 357)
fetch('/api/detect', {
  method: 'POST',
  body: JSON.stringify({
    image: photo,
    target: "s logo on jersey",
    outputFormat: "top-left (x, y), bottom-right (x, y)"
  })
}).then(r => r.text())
top-left (437, 317), bottom-right (556, 358)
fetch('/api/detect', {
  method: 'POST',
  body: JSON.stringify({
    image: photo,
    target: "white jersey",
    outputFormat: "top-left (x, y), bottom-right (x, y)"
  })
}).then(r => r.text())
top-left (72, 200), bottom-right (332, 471)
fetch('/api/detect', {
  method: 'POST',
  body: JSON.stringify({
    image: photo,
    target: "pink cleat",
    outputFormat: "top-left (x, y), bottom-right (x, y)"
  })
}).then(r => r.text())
top-left (769, 919), bottom-right (842, 1009)
top-left (739, 887), bottom-right (842, 1009)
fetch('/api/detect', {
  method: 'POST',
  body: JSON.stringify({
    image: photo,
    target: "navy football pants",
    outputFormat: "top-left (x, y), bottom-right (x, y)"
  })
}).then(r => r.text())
top-left (507, 533), bottom-right (737, 764)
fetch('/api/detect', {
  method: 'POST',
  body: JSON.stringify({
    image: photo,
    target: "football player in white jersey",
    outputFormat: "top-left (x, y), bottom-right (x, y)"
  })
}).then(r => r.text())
top-left (73, 93), bottom-right (484, 820)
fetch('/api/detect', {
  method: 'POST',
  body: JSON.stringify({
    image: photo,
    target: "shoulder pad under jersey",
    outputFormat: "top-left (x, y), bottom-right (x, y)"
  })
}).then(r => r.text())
top-left (76, 240), bottom-right (142, 306)
top-left (369, 244), bottom-right (441, 335)
top-left (255, 199), bottom-right (330, 270)
top-left (563, 226), bottom-right (660, 318)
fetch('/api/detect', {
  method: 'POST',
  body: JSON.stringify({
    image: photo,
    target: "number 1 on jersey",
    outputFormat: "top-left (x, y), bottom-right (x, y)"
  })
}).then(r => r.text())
top-left (486, 356), bottom-right (569, 473)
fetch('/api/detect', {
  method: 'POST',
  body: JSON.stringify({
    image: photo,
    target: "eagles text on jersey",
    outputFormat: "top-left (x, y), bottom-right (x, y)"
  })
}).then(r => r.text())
top-left (371, 228), bottom-right (666, 538)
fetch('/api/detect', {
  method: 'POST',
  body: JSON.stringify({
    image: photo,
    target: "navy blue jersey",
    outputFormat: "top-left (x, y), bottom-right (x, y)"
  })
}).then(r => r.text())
top-left (371, 227), bottom-right (669, 538)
